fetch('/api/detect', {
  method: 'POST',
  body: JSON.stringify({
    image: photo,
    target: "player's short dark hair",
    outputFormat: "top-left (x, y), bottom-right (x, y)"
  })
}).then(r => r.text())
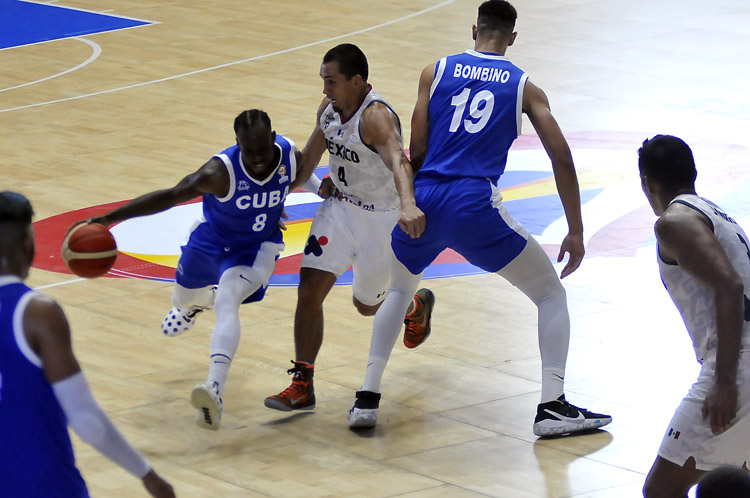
top-left (638, 135), bottom-right (697, 189)
top-left (0, 191), bottom-right (34, 225)
top-left (323, 43), bottom-right (368, 82)
top-left (234, 109), bottom-right (272, 134)
top-left (477, 0), bottom-right (517, 37)
top-left (696, 465), bottom-right (750, 498)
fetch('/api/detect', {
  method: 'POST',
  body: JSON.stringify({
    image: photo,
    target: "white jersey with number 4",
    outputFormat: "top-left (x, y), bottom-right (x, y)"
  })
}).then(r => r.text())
top-left (658, 194), bottom-right (750, 362)
top-left (319, 88), bottom-right (400, 212)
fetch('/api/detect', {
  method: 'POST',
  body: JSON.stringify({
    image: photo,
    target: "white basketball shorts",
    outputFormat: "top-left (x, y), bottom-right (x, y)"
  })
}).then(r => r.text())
top-left (657, 350), bottom-right (750, 470)
top-left (301, 198), bottom-right (399, 306)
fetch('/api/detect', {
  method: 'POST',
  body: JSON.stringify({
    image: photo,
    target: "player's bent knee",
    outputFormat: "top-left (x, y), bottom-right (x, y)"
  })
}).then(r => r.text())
top-left (353, 297), bottom-right (380, 316)
top-left (521, 273), bottom-right (567, 308)
top-left (171, 284), bottom-right (205, 308)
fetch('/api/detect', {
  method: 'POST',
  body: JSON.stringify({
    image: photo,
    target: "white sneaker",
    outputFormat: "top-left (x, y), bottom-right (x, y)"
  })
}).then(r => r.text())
top-left (161, 287), bottom-right (216, 337)
top-left (347, 390), bottom-right (381, 429)
top-left (161, 307), bottom-right (206, 336)
top-left (191, 383), bottom-right (223, 431)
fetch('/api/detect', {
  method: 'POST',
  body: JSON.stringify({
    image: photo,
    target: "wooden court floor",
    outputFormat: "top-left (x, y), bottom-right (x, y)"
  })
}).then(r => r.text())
top-left (3, 0), bottom-right (750, 496)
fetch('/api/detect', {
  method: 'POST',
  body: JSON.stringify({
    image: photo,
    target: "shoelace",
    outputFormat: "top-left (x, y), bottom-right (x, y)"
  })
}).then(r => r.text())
top-left (276, 373), bottom-right (307, 397)
top-left (404, 301), bottom-right (424, 337)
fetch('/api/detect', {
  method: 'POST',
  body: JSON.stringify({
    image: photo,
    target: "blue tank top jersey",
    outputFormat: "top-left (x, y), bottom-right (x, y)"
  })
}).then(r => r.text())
top-left (417, 50), bottom-right (528, 184)
top-left (192, 134), bottom-right (297, 253)
top-left (0, 277), bottom-right (88, 498)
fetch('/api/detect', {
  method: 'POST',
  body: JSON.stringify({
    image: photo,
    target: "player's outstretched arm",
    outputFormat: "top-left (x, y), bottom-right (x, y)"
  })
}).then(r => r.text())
top-left (655, 207), bottom-right (743, 435)
top-left (73, 158), bottom-right (229, 230)
top-left (24, 296), bottom-right (176, 497)
top-left (523, 79), bottom-right (583, 278)
top-left (361, 102), bottom-right (425, 239)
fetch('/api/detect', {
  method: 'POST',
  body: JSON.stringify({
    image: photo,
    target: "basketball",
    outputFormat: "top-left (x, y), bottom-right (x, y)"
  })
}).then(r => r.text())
top-left (61, 223), bottom-right (118, 278)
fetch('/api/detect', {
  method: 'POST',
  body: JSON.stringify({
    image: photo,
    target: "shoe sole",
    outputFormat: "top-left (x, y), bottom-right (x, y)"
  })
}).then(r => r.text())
top-left (404, 288), bottom-right (435, 349)
top-left (348, 409), bottom-right (378, 429)
top-left (264, 397), bottom-right (316, 412)
top-left (191, 386), bottom-right (222, 431)
top-left (533, 417), bottom-right (612, 437)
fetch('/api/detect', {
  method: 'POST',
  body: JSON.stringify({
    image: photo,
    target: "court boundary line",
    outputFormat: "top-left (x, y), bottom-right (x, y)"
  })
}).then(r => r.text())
top-left (0, 0), bottom-right (456, 114)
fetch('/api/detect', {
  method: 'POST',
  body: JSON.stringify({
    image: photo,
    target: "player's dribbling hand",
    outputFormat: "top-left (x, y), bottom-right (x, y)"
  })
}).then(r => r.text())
top-left (557, 232), bottom-right (584, 278)
top-left (67, 216), bottom-right (109, 236)
top-left (142, 469), bottom-right (176, 498)
top-left (702, 380), bottom-right (739, 435)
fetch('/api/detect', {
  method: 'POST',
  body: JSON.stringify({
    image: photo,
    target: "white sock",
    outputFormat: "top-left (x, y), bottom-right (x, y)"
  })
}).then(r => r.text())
top-left (207, 354), bottom-right (232, 397)
top-left (205, 265), bottom-right (264, 399)
top-left (497, 236), bottom-right (570, 405)
top-left (361, 259), bottom-right (422, 393)
top-left (541, 368), bottom-right (565, 403)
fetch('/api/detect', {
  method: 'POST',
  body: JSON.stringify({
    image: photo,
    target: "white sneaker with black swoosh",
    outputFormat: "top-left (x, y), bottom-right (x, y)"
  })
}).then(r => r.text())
top-left (533, 395), bottom-right (612, 437)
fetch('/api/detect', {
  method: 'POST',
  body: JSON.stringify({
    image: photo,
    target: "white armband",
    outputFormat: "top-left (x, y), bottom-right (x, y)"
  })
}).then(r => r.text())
top-left (52, 372), bottom-right (151, 478)
top-left (299, 173), bottom-right (322, 194)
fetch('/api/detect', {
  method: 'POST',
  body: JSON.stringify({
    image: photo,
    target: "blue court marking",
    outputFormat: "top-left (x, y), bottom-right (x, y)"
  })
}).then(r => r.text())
top-left (0, 0), bottom-right (152, 50)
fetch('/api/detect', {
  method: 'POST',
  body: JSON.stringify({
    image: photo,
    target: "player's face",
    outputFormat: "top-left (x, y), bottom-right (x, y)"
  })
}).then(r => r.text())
top-left (320, 61), bottom-right (359, 113)
top-left (237, 127), bottom-right (277, 177)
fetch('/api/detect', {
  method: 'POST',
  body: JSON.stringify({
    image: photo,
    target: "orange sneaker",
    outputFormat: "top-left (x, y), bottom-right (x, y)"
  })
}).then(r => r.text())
top-left (264, 362), bottom-right (316, 411)
top-left (403, 288), bottom-right (435, 349)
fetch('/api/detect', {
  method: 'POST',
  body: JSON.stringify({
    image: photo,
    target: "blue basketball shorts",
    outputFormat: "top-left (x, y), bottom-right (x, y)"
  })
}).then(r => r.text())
top-left (393, 177), bottom-right (528, 275)
top-left (175, 225), bottom-right (283, 304)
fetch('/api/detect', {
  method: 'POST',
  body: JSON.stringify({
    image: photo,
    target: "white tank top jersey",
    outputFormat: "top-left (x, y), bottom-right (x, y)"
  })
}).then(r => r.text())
top-left (658, 194), bottom-right (750, 362)
top-left (319, 88), bottom-right (400, 212)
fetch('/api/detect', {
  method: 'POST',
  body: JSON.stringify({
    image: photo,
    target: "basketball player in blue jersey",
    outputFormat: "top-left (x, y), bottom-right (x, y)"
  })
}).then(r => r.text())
top-left (72, 110), bottom-right (322, 430)
top-left (265, 44), bottom-right (435, 412)
top-left (639, 136), bottom-right (750, 497)
top-left (0, 192), bottom-right (175, 497)
top-left (347, 0), bottom-right (612, 434)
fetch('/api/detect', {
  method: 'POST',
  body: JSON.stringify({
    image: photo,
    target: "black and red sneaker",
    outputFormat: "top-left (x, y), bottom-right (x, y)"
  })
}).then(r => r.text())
top-left (403, 288), bottom-right (435, 349)
top-left (264, 361), bottom-right (316, 411)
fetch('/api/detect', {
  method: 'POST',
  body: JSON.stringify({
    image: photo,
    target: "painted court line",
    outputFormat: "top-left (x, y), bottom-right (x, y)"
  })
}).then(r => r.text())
top-left (0, 0), bottom-right (456, 114)
top-left (0, 37), bottom-right (101, 93)
top-left (36, 278), bottom-right (87, 290)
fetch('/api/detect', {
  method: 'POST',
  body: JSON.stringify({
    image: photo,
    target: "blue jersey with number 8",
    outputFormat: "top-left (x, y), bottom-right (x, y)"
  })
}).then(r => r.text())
top-left (418, 50), bottom-right (527, 184)
top-left (193, 135), bottom-right (297, 254)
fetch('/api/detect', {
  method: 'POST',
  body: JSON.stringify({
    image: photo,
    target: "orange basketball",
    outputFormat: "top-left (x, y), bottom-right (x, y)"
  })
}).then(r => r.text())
top-left (61, 223), bottom-right (118, 278)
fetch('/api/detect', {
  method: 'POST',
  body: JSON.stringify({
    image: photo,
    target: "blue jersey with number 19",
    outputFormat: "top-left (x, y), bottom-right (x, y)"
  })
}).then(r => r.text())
top-left (418, 50), bottom-right (528, 184)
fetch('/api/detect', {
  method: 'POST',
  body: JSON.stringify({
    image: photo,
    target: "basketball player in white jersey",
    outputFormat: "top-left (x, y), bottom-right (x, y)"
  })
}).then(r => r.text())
top-left (0, 191), bottom-right (175, 497)
top-left (265, 44), bottom-right (434, 412)
top-left (72, 110), bottom-right (322, 430)
top-left (639, 135), bottom-right (750, 497)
